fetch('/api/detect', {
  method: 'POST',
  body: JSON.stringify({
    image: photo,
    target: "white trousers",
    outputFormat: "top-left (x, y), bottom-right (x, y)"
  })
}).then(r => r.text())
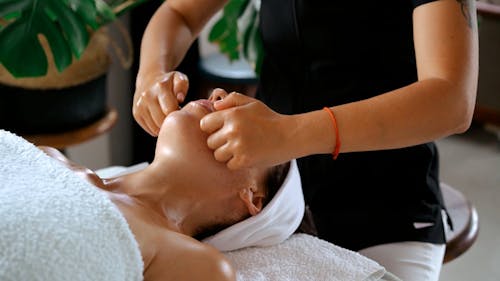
top-left (359, 241), bottom-right (445, 281)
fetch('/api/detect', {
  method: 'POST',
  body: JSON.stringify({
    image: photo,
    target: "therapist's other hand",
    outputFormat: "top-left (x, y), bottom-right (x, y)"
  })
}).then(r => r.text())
top-left (200, 91), bottom-right (292, 170)
top-left (133, 71), bottom-right (189, 136)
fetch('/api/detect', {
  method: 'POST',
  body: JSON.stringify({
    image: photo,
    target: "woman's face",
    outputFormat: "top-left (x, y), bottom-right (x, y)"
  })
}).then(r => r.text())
top-left (154, 92), bottom-right (266, 201)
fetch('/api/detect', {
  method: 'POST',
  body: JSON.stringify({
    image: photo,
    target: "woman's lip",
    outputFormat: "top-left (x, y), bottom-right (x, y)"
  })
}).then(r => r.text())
top-left (193, 99), bottom-right (215, 113)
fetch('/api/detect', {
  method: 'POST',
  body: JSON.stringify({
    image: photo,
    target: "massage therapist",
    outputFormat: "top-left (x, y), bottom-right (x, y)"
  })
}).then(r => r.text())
top-left (132, 1), bottom-right (478, 280)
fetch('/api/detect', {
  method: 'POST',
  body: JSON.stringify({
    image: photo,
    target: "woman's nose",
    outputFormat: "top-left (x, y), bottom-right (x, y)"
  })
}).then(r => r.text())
top-left (208, 88), bottom-right (228, 102)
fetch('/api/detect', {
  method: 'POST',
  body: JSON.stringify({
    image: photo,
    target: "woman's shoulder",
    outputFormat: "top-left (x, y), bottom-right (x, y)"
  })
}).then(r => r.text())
top-left (37, 145), bottom-right (106, 188)
top-left (107, 197), bottom-right (234, 281)
top-left (144, 229), bottom-right (236, 281)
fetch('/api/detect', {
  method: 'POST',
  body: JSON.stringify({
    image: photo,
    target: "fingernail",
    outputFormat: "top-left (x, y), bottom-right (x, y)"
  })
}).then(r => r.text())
top-left (177, 93), bottom-right (185, 101)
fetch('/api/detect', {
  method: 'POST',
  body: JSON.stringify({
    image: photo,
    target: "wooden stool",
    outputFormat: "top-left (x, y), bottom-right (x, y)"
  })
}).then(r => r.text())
top-left (22, 108), bottom-right (118, 150)
top-left (441, 183), bottom-right (479, 263)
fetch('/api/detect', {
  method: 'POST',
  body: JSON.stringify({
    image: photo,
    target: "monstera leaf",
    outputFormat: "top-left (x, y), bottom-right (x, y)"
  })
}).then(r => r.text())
top-left (209, 0), bottom-right (263, 75)
top-left (0, 0), bottom-right (117, 78)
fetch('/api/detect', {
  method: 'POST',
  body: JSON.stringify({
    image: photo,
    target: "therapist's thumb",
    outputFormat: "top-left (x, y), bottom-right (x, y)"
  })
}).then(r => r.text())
top-left (214, 92), bottom-right (255, 110)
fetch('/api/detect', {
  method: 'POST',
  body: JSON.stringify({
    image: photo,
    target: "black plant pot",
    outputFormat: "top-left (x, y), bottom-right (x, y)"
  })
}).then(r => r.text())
top-left (0, 75), bottom-right (107, 135)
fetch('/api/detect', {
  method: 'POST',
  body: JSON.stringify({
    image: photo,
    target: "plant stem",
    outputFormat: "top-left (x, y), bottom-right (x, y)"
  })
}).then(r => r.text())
top-left (113, 0), bottom-right (150, 16)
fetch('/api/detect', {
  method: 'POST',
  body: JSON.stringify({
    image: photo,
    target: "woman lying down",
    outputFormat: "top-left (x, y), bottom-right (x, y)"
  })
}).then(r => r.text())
top-left (0, 93), bottom-right (304, 281)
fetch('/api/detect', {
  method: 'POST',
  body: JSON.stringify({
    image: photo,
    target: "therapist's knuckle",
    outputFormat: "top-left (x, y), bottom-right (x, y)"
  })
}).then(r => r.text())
top-left (178, 75), bottom-right (189, 86)
top-left (213, 150), bottom-right (224, 162)
top-left (133, 103), bottom-right (144, 117)
top-left (225, 124), bottom-right (240, 139)
top-left (206, 137), bottom-right (216, 149)
top-left (157, 79), bottom-right (172, 91)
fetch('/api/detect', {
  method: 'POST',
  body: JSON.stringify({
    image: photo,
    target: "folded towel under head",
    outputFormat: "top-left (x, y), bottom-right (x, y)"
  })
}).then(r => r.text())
top-left (226, 233), bottom-right (388, 281)
top-left (203, 159), bottom-right (305, 251)
top-left (0, 130), bottom-right (143, 281)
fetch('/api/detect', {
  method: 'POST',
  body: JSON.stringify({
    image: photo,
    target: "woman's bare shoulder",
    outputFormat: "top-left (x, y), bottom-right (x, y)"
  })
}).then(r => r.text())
top-left (144, 229), bottom-right (236, 281)
top-left (37, 146), bottom-right (105, 188)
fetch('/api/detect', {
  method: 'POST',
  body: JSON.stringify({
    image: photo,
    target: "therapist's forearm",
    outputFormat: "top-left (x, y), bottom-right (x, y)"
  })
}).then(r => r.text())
top-left (137, 0), bottom-right (229, 89)
top-left (137, 4), bottom-right (197, 89)
top-left (286, 78), bottom-right (476, 158)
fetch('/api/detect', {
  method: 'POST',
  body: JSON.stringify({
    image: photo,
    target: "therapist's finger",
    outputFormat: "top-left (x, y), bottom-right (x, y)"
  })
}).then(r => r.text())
top-left (148, 100), bottom-right (167, 130)
top-left (226, 154), bottom-right (248, 170)
top-left (157, 76), bottom-right (180, 115)
top-left (200, 112), bottom-right (225, 134)
top-left (173, 72), bottom-right (189, 103)
top-left (206, 130), bottom-right (228, 150)
top-left (213, 92), bottom-right (255, 110)
top-left (136, 114), bottom-right (155, 137)
top-left (144, 108), bottom-right (161, 136)
top-left (213, 143), bottom-right (234, 163)
top-left (208, 88), bottom-right (229, 102)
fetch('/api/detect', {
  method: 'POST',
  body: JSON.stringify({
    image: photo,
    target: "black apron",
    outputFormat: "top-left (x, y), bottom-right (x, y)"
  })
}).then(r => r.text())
top-left (257, 0), bottom-right (449, 250)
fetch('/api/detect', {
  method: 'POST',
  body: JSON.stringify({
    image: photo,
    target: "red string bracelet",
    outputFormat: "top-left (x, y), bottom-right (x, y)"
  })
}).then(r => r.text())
top-left (322, 107), bottom-right (341, 160)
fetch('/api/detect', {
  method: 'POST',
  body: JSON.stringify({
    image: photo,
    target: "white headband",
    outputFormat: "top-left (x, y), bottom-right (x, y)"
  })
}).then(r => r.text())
top-left (203, 159), bottom-right (305, 252)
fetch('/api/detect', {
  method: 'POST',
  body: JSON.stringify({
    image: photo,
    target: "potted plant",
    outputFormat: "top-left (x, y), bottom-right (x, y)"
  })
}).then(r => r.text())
top-left (0, 0), bottom-right (146, 134)
top-left (208, 0), bottom-right (263, 75)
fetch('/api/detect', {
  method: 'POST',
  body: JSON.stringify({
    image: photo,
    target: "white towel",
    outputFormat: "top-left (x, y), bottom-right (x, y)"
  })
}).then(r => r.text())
top-left (203, 160), bottom-right (305, 251)
top-left (225, 233), bottom-right (387, 281)
top-left (0, 130), bottom-right (143, 281)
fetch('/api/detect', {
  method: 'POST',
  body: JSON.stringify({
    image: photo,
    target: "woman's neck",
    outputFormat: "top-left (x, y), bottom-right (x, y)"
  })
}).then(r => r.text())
top-left (102, 162), bottom-right (213, 237)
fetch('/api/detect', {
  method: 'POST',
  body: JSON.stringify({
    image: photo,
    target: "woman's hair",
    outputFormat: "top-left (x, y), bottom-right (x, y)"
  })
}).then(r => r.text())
top-left (194, 162), bottom-right (291, 240)
top-left (194, 161), bottom-right (318, 240)
top-left (262, 162), bottom-right (290, 207)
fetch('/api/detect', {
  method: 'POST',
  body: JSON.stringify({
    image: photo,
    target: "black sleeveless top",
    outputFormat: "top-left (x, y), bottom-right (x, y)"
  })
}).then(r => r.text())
top-left (257, 0), bottom-right (449, 250)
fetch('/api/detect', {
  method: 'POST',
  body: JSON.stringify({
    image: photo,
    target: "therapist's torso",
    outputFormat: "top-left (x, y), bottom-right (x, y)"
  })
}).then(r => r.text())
top-left (256, 0), bottom-right (448, 251)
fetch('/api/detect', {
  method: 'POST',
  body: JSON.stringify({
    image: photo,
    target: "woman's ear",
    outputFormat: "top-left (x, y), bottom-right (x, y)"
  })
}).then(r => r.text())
top-left (239, 187), bottom-right (265, 216)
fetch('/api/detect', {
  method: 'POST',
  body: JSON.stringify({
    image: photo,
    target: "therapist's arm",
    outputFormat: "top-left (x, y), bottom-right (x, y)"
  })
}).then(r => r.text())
top-left (200, 0), bottom-right (478, 169)
top-left (134, 0), bottom-right (227, 136)
top-left (316, 0), bottom-right (479, 154)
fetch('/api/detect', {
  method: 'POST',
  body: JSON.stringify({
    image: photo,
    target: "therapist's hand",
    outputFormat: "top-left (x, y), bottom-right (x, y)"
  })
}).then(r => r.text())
top-left (133, 71), bottom-right (189, 136)
top-left (200, 91), bottom-right (293, 170)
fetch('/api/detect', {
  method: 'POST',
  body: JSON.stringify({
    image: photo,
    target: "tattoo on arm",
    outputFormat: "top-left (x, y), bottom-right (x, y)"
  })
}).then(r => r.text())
top-left (456, 0), bottom-right (473, 28)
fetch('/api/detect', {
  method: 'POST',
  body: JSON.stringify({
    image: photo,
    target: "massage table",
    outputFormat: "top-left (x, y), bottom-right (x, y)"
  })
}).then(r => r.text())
top-left (0, 129), bottom-right (400, 281)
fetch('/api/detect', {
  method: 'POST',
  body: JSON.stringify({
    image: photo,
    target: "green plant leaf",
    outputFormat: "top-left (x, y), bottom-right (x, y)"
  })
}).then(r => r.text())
top-left (223, 0), bottom-right (249, 20)
top-left (0, 0), bottom-right (148, 77)
top-left (95, 0), bottom-right (116, 24)
top-left (208, 0), bottom-right (264, 75)
top-left (0, 19), bottom-right (48, 77)
top-left (242, 8), bottom-right (256, 59)
top-left (208, 18), bottom-right (229, 42)
top-left (208, 0), bottom-right (250, 62)
top-left (38, 10), bottom-right (72, 73)
top-left (0, 0), bottom-right (30, 19)
top-left (252, 28), bottom-right (264, 76)
top-left (65, 0), bottom-right (100, 29)
top-left (46, 0), bottom-right (89, 59)
top-left (219, 31), bottom-right (239, 60)
top-left (241, 6), bottom-right (263, 75)
top-left (0, 0), bottom-right (91, 77)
